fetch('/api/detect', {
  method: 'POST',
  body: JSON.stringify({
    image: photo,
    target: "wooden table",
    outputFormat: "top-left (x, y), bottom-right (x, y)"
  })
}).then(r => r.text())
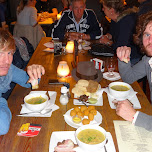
top-left (0, 37), bottom-right (152, 152)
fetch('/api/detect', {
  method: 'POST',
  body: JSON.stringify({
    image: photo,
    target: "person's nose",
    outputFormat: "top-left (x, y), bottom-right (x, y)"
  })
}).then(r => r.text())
top-left (77, 8), bottom-right (81, 14)
top-left (149, 35), bottom-right (152, 42)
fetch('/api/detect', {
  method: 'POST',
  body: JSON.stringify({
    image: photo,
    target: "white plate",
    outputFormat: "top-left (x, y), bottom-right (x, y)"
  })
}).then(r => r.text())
top-left (49, 131), bottom-right (116, 152)
top-left (73, 85), bottom-right (103, 106)
top-left (104, 87), bottom-right (141, 109)
top-left (64, 108), bottom-right (102, 128)
top-left (74, 94), bottom-right (103, 106)
top-left (103, 72), bottom-right (121, 81)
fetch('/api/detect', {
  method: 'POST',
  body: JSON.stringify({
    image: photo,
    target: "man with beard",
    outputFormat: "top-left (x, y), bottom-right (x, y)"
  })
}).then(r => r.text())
top-left (114, 11), bottom-right (152, 131)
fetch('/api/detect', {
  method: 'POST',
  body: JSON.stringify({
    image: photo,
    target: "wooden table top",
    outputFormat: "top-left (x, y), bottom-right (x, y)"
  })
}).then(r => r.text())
top-left (0, 37), bottom-right (152, 152)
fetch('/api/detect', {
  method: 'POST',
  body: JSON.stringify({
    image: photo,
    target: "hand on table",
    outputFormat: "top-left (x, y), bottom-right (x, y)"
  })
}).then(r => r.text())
top-left (65, 32), bottom-right (90, 41)
top-left (27, 64), bottom-right (45, 82)
top-left (113, 100), bottom-right (136, 122)
top-left (116, 46), bottom-right (131, 63)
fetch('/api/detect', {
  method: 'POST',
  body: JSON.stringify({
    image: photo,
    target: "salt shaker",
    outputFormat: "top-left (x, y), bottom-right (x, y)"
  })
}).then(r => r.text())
top-left (60, 86), bottom-right (69, 105)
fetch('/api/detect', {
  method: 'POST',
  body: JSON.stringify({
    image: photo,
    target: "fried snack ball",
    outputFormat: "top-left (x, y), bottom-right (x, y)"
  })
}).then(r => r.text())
top-left (80, 105), bottom-right (87, 112)
top-left (82, 119), bottom-right (90, 125)
top-left (88, 113), bottom-right (94, 121)
top-left (90, 109), bottom-right (97, 115)
top-left (70, 109), bottom-right (77, 117)
top-left (74, 107), bottom-right (80, 112)
top-left (77, 111), bottom-right (84, 118)
top-left (88, 105), bottom-right (95, 111)
top-left (83, 109), bottom-right (89, 116)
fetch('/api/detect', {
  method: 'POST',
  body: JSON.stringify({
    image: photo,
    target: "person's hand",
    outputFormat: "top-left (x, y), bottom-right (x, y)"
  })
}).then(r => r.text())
top-left (99, 35), bottom-right (110, 44)
top-left (66, 32), bottom-right (79, 41)
top-left (27, 64), bottom-right (45, 81)
top-left (99, 34), bottom-right (112, 45)
top-left (116, 46), bottom-right (131, 63)
top-left (113, 100), bottom-right (136, 122)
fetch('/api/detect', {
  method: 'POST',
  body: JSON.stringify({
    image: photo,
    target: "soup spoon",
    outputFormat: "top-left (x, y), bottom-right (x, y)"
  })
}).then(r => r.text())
top-left (20, 109), bottom-right (52, 115)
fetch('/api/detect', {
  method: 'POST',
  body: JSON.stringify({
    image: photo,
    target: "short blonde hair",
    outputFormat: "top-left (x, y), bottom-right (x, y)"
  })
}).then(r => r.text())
top-left (0, 28), bottom-right (15, 52)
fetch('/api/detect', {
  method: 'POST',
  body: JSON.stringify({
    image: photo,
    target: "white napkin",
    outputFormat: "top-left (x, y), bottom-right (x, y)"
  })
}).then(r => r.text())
top-left (43, 42), bottom-right (54, 48)
top-left (104, 87), bottom-right (141, 109)
top-left (18, 91), bottom-right (59, 117)
top-left (43, 48), bottom-right (54, 52)
top-left (103, 72), bottom-right (121, 81)
top-left (82, 45), bottom-right (91, 50)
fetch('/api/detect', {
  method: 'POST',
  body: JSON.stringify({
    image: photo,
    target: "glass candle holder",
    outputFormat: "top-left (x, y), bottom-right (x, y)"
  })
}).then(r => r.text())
top-left (57, 14), bottom-right (61, 20)
top-left (57, 61), bottom-right (70, 77)
top-left (65, 41), bottom-right (74, 53)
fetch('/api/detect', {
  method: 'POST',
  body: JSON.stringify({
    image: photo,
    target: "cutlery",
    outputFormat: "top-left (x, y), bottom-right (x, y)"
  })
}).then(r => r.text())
top-left (19, 109), bottom-right (52, 115)
top-left (104, 139), bottom-right (108, 152)
top-left (67, 93), bottom-right (89, 107)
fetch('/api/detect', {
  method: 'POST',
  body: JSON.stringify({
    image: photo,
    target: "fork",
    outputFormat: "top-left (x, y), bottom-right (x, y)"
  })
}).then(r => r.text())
top-left (67, 93), bottom-right (88, 107)
top-left (20, 109), bottom-right (52, 115)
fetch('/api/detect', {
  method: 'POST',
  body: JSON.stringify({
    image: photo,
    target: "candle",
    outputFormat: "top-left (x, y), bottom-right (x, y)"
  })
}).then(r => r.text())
top-left (66, 41), bottom-right (74, 53)
top-left (57, 61), bottom-right (70, 77)
top-left (57, 14), bottom-right (61, 20)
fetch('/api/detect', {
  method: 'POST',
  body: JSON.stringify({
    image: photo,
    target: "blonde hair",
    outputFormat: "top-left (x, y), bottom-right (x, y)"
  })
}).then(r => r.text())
top-left (0, 28), bottom-right (15, 52)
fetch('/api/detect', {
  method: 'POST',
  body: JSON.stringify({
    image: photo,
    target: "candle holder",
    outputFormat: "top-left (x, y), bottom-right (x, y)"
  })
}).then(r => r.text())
top-left (57, 61), bottom-right (70, 77)
top-left (57, 14), bottom-right (61, 20)
top-left (65, 41), bottom-right (74, 53)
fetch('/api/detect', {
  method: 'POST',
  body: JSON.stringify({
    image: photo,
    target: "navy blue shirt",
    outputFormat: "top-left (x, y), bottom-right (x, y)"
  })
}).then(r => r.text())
top-left (110, 13), bottom-right (142, 64)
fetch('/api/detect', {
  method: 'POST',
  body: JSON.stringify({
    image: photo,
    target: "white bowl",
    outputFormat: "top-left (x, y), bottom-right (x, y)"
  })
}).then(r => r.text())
top-left (109, 82), bottom-right (131, 100)
top-left (75, 125), bottom-right (107, 151)
top-left (24, 93), bottom-right (48, 112)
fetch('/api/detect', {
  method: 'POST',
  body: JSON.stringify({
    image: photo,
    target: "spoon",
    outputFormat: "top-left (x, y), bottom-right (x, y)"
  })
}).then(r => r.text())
top-left (20, 109), bottom-right (52, 115)
top-left (104, 139), bottom-right (108, 152)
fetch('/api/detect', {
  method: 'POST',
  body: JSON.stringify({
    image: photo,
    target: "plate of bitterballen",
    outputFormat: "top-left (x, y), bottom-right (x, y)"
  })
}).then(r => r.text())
top-left (64, 106), bottom-right (102, 128)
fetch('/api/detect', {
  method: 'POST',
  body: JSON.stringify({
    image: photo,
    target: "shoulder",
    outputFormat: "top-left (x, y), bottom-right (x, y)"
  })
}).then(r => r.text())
top-left (25, 6), bottom-right (37, 12)
top-left (85, 9), bottom-right (95, 16)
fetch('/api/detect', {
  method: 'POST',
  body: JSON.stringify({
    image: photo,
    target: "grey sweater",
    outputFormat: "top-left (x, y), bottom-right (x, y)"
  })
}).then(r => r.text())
top-left (118, 55), bottom-right (152, 131)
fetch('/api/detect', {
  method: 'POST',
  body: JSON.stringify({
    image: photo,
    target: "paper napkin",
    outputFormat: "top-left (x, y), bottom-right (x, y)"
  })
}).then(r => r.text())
top-left (17, 91), bottom-right (59, 117)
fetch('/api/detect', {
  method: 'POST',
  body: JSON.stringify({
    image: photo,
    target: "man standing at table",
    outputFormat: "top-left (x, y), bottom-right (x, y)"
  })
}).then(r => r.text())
top-left (114, 11), bottom-right (152, 131)
top-left (51, 0), bottom-right (102, 40)
top-left (0, 28), bottom-right (45, 135)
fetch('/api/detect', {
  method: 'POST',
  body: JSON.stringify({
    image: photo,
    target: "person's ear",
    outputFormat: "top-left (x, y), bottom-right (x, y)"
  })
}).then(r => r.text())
top-left (69, 5), bottom-right (72, 11)
top-left (84, 4), bottom-right (86, 9)
top-left (110, 8), bottom-right (115, 15)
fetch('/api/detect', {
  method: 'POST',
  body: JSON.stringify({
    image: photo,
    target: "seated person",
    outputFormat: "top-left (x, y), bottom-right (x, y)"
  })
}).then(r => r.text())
top-left (2, 37), bottom-right (34, 100)
top-left (51, 0), bottom-right (102, 41)
top-left (115, 11), bottom-right (152, 131)
top-left (17, 0), bottom-right (41, 26)
top-left (0, 28), bottom-right (45, 135)
top-left (99, 0), bottom-right (142, 65)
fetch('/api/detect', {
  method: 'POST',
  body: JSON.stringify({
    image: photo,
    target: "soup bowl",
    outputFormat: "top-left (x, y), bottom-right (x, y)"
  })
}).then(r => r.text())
top-left (109, 82), bottom-right (131, 100)
top-left (75, 125), bottom-right (107, 151)
top-left (24, 93), bottom-right (48, 112)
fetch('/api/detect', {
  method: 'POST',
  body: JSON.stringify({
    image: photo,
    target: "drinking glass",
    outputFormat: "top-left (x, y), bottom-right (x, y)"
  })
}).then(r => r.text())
top-left (106, 57), bottom-right (116, 77)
